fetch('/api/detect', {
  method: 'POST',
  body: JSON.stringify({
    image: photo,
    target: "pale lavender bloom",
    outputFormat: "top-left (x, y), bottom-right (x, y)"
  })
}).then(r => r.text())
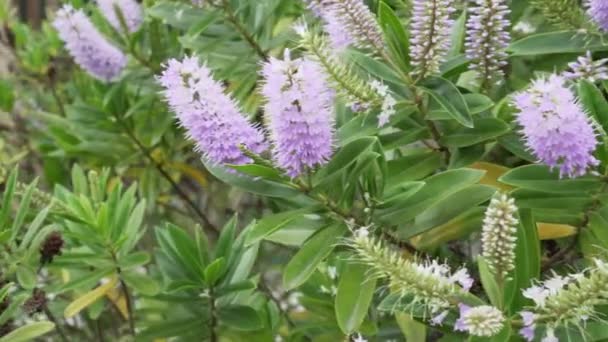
top-left (305, 0), bottom-right (354, 51)
top-left (322, 0), bottom-right (384, 52)
top-left (518, 311), bottom-right (536, 342)
top-left (158, 57), bottom-right (267, 165)
top-left (410, 0), bottom-right (455, 77)
top-left (519, 326), bottom-right (536, 342)
top-left (564, 51), bottom-right (608, 83)
top-left (454, 303), bottom-right (471, 332)
top-left (513, 74), bottom-right (598, 178)
top-left (588, 0), bottom-right (608, 31)
top-left (96, 0), bottom-right (143, 33)
top-left (465, 0), bottom-right (510, 87)
top-left (53, 5), bottom-right (127, 82)
top-left (430, 310), bottom-right (449, 326)
top-left (261, 52), bottom-right (335, 177)
top-left (450, 268), bottom-right (474, 291)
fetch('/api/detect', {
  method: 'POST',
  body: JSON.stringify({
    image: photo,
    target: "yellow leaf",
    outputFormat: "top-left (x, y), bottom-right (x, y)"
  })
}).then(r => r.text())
top-left (64, 276), bottom-right (118, 318)
top-left (165, 162), bottom-right (209, 188)
top-left (61, 269), bottom-right (70, 284)
top-left (470, 162), bottom-right (513, 191)
top-left (105, 287), bottom-right (129, 319)
top-left (537, 222), bottom-right (577, 240)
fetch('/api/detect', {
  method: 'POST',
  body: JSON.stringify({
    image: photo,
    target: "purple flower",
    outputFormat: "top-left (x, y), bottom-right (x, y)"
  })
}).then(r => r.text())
top-left (454, 303), bottom-right (470, 332)
top-left (315, 0), bottom-right (384, 53)
top-left (465, 0), bottom-right (510, 87)
top-left (158, 57), bottom-right (267, 166)
top-left (430, 310), bottom-right (449, 326)
top-left (589, 0), bottom-right (608, 31)
top-left (260, 52), bottom-right (335, 177)
top-left (53, 5), bottom-right (127, 82)
top-left (305, 0), bottom-right (354, 51)
top-left (518, 311), bottom-right (536, 342)
top-left (564, 51), bottom-right (608, 83)
top-left (410, 0), bottom-right (455, 77)
top-left (519, 325), bottom-right (535, 342)
top-left (96, 0), bottom-right (143, 33)
top-left (513, 74), bottom-right (598, 178)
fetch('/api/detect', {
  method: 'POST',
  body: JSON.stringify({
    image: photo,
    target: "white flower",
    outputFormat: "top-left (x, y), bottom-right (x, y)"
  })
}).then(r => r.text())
top-left (327, 266), bottom-right (338, 280)
top-left (544, 275), bottom-right (569, 295)
top-left (481, 193), bottom-right (518, 278)
top-left (353, 333), bottom-right (367, 342)
top-left (523, 285), bottom-right (549, 307)
top-left (541, 327), bottom-right (558, 342)
top-left (450, 268), bottom-right (474, 291)
top-left (455, 304), bottom-right (505, 337)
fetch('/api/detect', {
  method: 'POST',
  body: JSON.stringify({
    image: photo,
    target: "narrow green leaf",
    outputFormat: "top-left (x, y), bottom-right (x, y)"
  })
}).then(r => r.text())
top-left (0, 321), bottom-right (55, 342)
top-left (335, 262), bottom-right (376, 334)
top-left (420, 76), bottom-right (473, 127)
top-left (283, 223), bottom-right (347, 290)
top-left (217, 305), bottom-right (263, 331)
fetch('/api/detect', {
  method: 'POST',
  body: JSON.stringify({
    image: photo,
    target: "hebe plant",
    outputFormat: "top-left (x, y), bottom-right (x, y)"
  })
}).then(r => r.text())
top-left (4, 0), bottom-right (608, 341)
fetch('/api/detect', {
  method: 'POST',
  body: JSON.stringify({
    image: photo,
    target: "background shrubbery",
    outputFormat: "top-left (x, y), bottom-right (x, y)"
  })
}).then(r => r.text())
top-left (3, 0), bottom-right (608, 341)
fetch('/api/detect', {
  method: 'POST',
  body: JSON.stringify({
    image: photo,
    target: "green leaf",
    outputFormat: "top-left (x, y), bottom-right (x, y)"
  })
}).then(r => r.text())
top-left (0, 321), bottom-right (55, 342)
top-left (508, 31), bottom-right (608, 56)
top-left (147, 2), bottom-right (206, 30)
top-left (499, 165), bottom-right (601, 194)
top-left (245, 207), bottom-right (317, 246)
top-left (217, 305), bottom-right (263, 331)
top-left (0, 167), bottom-right (17, 229)
top-left (16, 266), bottom-right (37, 290)
top-left (122, 271), bottom-right (160, 296)
top-left (283, 223), bottom-right (347, 290)
top-left (578, 80), bottom-right (608, 134)
top-left (227, 164), bottom-right (287, 182)
top-left (203, 160), bottom-right (303, 199)
top-left (377, 1), bottom-right (410, 71)
top-left (395, 313), bottom-right (426, 341)
top-left (335, 262), bottom-right (376, 334)
top-left (377, 168), bottom-right (485, 224)
top-left (420, 76), bottom-right (473, 127)
top-left (477, 257), bottom-right (502, 308)
top-left (118, 251), bottom-right (151, 269)
top-left (10, 179), bottom-right (37, 243)
top-left (442, 118), bottom-right (510, 147)
top-left (507, 209), bottom-right (540, 312)
top-left (203, 258), bottom-right (226, 286)
top-left (402, 184), bottom-right (495, 239)
top-left (0, 79), bottom-right (15, 112)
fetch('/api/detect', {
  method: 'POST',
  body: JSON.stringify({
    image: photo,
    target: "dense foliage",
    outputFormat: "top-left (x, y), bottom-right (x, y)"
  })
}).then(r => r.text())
top-left (4, 0), bottom-right (608, 341)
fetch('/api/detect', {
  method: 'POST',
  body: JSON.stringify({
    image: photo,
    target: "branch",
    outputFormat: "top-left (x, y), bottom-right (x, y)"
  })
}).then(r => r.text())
top-left (113, 114), bottom-right (219, 236)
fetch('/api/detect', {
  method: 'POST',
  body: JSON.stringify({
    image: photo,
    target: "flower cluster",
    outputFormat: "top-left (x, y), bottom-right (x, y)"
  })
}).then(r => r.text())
top-left (519, 259), bottom-right (608, 341)
top-left (158, 57), bottom-right (267, 166)
top-left (564, 51), bottom-right (608, 83)
top-left (481, 193), bottom-right (518, 278)
top-left (455, 304), bottom-right (505, 337)
top-left (350, 227), bottom-right (473, 318)
top-left (297, 28), bottom-right (396, 126)
top-left (305, 0), bottom-right (354, 51)
top-left (53, 5), bottom-right (127, 82)
top-left (410, 0), bottom-right (455, 77)
top-left (260, 53), bottom-right (335, 177)
top-left (96, 0), bottom-right (143, 33)
top-left (323, 0), bottom-right (384, 53)
top-left (513, 74), bottom-right (598, 178)
top-left (588, 0), bottom-right (608, 32)
top-left (465, 0), bottom-right (510, 88)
